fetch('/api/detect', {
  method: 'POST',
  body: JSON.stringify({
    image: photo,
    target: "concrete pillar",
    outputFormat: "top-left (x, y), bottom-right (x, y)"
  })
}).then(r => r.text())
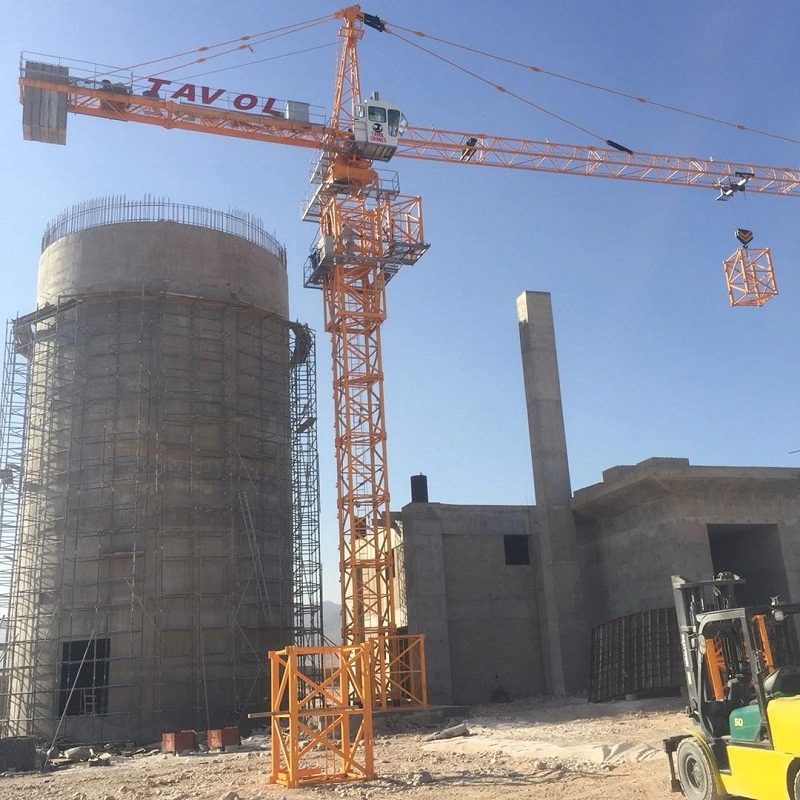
top-left (516, 291), bottom-right (586, 694)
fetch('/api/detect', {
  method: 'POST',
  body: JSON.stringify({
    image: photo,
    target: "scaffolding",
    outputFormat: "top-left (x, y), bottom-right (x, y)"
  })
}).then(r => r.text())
top-left (289, 323), bottom-right (323, 655)
top-left (0, 291), bottom-right (323, 742)
top-left (0, 318), bottom-right (35, 721)
top-left (3, 299), bottom-right (79, 740)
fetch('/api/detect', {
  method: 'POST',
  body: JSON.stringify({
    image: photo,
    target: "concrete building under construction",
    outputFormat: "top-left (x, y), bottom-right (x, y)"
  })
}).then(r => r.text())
top-left (398, 292), bottom-right (800, 706)
top-left (0, 197), bottom-right (322, 744)
top-left (1, 215), bottom-right (795, 741)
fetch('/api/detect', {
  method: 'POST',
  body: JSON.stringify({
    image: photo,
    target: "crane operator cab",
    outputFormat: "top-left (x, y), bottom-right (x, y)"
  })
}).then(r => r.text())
top-left (351, 92), bottom-right (405, 162)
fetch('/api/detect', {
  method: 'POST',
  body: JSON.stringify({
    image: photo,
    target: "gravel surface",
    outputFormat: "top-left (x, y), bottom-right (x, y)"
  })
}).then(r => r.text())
top-left (0, 695), bottom-right (688, 800)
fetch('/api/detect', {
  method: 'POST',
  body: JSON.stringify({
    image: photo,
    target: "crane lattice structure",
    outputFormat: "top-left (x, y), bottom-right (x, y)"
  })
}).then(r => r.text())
top-left (16, 4), bottom-right (800, 727)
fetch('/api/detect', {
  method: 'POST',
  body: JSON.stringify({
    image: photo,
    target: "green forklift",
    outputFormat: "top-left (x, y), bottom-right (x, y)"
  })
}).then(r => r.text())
top-left (666, 574), bottom-right (800, 800)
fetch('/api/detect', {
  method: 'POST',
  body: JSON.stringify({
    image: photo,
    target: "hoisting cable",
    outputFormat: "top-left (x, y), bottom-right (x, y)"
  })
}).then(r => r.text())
top-left (384, 28), bottom-right (608, 145)
top-left (177, 42), bottom-right (336, 83)
top-left (142, 18), bottom-right (332, 78)
top-left (384, 21), bottom-right (800, 148)
top-left (91, 14), bottom-right (334, 79)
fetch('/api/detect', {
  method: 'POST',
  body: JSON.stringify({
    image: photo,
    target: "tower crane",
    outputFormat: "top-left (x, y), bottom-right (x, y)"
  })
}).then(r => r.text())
top-left (19, 5), bottom-right (800, 710)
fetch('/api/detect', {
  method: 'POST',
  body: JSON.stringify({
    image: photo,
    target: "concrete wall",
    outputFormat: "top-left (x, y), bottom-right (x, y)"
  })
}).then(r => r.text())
top-left (573, 458), bottom-right (800, 626)
top-left (37, 221), bottom-right (288, 316)
top-left (400, 458), bottom-right (800, 701)
top-left (402, 502), bottom-right (544, 705)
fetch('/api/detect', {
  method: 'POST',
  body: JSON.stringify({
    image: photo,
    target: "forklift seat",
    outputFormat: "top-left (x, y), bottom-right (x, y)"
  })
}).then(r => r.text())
top-left (705, 700), bottom-right (734, 737)
top-left (725, 673), bottom-right (748, 707)
top-left (763, 667), bottom-right (800, 698)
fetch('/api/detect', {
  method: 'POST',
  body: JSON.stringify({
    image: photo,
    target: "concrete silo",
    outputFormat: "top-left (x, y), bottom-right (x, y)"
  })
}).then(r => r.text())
top-left (2, 196), bottom-right (311, 744)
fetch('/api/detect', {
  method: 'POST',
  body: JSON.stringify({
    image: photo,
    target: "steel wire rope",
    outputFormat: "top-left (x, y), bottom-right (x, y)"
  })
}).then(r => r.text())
top-left (383, 28), bottom-right (607, 144)
top-left (120, 14), bottom-right (333, 76)
top-left (385, 20), bottom-right (800, 148)
top-left (175, 41), bottom-right (336, 83)
top-left (143, 19), bottom-right (332, 78)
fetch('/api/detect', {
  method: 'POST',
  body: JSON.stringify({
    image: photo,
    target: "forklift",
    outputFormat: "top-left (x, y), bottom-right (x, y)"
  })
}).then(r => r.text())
top-left (666, 574), bottom-right (800, 800)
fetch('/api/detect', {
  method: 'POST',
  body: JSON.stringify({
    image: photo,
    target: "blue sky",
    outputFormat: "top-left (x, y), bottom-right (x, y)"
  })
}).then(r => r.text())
top-left (4, 3), bottom-right (799, 601)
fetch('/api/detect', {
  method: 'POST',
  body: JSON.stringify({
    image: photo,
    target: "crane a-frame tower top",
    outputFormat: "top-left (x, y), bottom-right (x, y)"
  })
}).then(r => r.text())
top-left (18, 4), bottom-right (800, 710)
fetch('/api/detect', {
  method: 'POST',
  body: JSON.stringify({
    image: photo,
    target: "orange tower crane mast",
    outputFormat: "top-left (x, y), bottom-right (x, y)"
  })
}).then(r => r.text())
top-left (314, 7), bottom-right (428, 687)
top-left (325, 6), bottom-right (397, 653)
top-left (17, 4), bottom-right (800, 709)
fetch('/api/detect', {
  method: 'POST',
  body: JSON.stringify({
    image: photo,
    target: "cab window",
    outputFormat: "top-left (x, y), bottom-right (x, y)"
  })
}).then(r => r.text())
top-left (387, 109), bottom-right (401, 136)
top-left (367, 105), bottom-right (387, 123)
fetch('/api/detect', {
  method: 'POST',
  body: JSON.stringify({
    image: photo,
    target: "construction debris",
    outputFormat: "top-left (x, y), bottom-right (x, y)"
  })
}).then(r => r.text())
top-left (62, 746), bottom-right (92, 763)
top-left (421, 723), bottom-right (470, 742)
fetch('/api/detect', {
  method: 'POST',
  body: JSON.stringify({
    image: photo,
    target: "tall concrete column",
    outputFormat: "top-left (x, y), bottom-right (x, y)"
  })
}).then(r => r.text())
top-left (517, 291), bottom-right (586, 694)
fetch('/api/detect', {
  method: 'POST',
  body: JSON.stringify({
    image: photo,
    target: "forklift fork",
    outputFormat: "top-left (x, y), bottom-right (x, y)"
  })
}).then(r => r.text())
top-left (664, 736), bottom-right (684, 793)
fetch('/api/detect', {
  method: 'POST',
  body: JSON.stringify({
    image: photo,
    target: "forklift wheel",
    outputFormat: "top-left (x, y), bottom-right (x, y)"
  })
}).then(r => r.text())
top-left (793, 768), bottom-right (800, 800)
top-left (676, 738), bottom-right (725, 800)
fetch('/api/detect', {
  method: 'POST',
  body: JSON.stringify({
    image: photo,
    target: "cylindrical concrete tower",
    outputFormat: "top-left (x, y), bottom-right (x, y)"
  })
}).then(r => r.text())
top-left (6, 197), bottom-right (294, 743)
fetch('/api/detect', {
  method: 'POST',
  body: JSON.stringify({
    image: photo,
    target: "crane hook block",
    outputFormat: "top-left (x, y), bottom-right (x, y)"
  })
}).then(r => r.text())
top-left (362, 13), bottom-right (386, 32)
top-left (735, 228), bottom-right (754, 246)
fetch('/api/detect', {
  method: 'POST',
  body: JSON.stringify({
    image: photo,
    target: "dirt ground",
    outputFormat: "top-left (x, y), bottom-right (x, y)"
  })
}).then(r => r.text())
top-left (0, 695), bottom-right (689, 800)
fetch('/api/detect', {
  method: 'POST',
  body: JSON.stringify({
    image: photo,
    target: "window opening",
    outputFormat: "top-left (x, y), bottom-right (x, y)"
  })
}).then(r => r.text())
top-left (58, 638), bottom-right (110, 716)
top-left (504, 535), bottom-right (530, 566)
top-left (387, 109), bottom-right (400, 136)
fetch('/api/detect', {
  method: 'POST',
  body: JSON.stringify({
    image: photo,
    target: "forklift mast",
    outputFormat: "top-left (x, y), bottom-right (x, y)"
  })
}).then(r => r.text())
top-left (671, 573), bottom-right (747, 730)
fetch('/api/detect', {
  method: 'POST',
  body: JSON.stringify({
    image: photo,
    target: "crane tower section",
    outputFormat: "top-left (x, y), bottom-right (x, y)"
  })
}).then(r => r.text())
top-left (301, 6), bottom-right (428, 706)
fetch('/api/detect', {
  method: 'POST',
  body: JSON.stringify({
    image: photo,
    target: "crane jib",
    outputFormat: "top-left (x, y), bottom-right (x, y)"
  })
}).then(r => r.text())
top-left (143, 77), bottom-right (283, 117)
